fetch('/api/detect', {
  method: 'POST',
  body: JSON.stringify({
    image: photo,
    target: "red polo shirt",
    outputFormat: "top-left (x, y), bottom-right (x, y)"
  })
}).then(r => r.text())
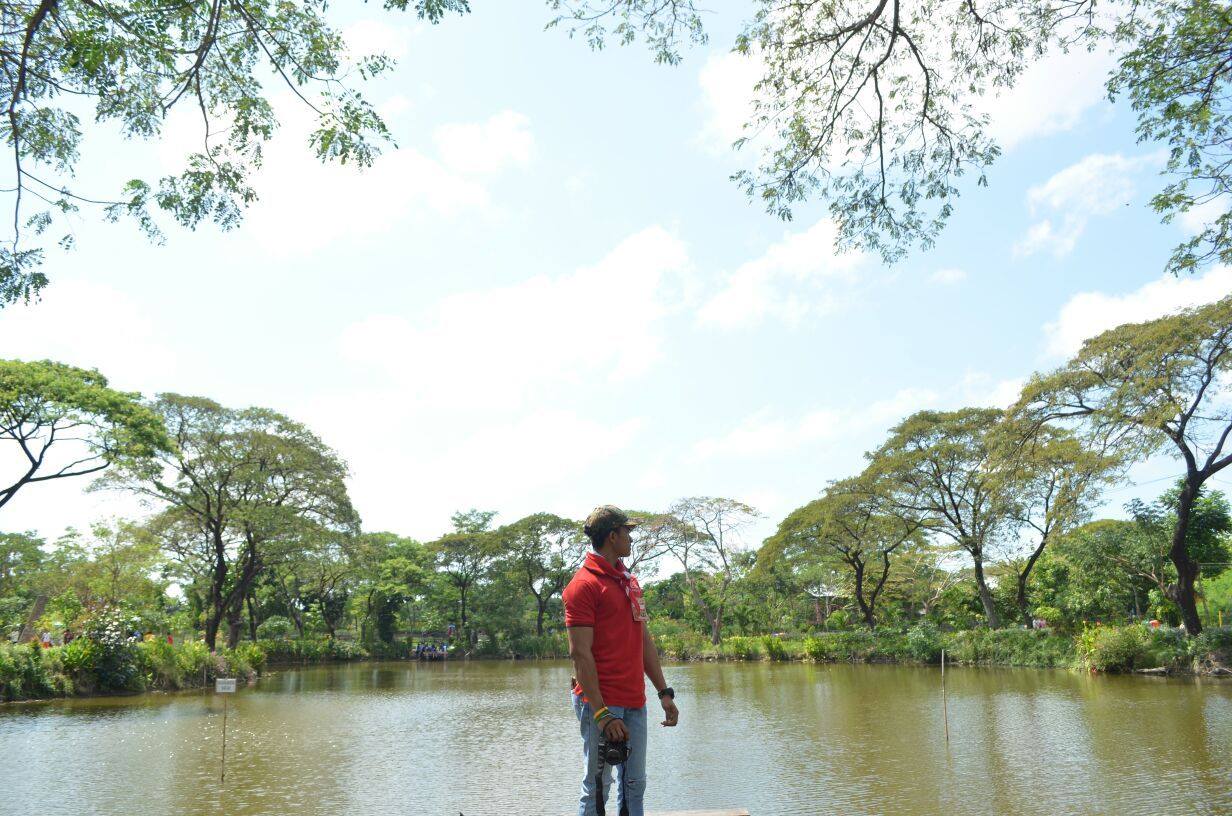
top-left (563, 553), bottom-right (646, 709)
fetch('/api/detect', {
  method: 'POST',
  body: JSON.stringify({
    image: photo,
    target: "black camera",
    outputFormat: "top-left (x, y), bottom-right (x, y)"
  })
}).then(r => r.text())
top-left (598, 735), bottom-right (630, 767)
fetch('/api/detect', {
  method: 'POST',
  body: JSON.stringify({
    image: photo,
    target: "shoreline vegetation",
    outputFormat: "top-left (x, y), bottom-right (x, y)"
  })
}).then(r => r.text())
top-left (5, 624), bottom-right (1231, 704)
top-left (4, 299), bottom-right (1232, 706)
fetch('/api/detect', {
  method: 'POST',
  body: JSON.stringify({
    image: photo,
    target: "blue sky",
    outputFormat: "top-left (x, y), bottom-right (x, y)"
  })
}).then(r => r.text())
top-left (2, 1), bottom-right (1231, 548)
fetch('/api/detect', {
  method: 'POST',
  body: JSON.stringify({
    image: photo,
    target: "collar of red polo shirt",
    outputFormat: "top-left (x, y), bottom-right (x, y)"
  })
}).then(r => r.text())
top-left (582, 552), bottom-right (649, 622)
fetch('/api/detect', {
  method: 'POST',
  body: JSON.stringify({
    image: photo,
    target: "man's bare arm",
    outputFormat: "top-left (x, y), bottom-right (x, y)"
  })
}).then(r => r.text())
top-left (568, 626), bottom-right (630, 739)
top-left (568, 626), bottom-right (605, 710)
top-left (643, 625), bottom-right (679, 727)
top-left (642, 624), bottom-right (667, 692)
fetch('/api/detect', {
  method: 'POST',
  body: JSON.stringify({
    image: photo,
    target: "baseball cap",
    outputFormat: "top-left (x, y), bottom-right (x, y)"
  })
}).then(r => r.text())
top-left (583, 505), bottom-right (639, 540)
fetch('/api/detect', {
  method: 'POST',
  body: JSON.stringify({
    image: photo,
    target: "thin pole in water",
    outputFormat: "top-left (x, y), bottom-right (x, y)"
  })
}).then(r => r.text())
top-left (220, 693), bottom-right (228, 783)
top-left (941, 648), bottom-right (950, 745)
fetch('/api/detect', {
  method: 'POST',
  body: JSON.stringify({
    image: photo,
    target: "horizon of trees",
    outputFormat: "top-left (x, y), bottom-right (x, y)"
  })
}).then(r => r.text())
top-left (1, 295), bottom-right (1230, 644)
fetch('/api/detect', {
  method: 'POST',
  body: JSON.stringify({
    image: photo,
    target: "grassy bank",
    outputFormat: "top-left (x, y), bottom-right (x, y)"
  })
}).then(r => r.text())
top-left (653, 623), bottom-right (1232, 675)
top-left (1, 639), bottom-right (266, 702)
top-left (8, 626), bottom-right (1229, 703)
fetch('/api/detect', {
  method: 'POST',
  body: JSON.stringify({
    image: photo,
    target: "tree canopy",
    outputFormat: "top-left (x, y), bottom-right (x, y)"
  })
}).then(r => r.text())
top-left (570, 0), bottom-right (1232, 273)
top-left (1017, 295), bottom-right (1232, 632)
top-left (0, 359), bottom-right (169, 515)
top-left (0, 0), bottom-right (471, 305)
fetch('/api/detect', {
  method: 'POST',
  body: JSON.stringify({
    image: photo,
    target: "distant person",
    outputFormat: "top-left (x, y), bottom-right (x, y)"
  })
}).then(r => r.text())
top-left (40, 631), bottom-right (52, 648)
top-left (563, 505), bottom-right (678, 816)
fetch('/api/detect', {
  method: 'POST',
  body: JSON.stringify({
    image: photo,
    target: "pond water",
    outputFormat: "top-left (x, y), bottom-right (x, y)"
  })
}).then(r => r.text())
top-left (2, 660), bottom-right (1230, 815)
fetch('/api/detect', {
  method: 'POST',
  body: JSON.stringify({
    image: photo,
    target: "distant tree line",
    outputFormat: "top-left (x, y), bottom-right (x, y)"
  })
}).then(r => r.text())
top-left (1, 296), bottom-right (1230, 648)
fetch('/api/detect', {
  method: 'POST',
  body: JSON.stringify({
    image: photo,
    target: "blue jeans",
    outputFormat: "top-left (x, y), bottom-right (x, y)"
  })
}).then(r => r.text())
top-left (572, 692), bottom-right (647, 816)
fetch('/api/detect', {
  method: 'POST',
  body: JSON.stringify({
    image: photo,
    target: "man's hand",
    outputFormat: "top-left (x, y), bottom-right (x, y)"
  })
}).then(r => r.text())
top-left (660, 696), bottom-right (679, 727)
top-left (601, 716), bottom-right (630, 741)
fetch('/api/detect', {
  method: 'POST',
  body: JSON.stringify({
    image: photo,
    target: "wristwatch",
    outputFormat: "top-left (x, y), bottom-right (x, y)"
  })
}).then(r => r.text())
top-left (656, 686), bottom-right (675, 700)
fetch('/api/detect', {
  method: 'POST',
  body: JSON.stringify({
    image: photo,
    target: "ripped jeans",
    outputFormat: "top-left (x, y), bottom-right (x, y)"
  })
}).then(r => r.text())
top-left (572, 692), bottom-right (648, 816)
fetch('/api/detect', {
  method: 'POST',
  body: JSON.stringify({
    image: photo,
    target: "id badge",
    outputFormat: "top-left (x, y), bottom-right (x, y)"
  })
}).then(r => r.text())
top-left (629, 578), bottom-right (649, 622)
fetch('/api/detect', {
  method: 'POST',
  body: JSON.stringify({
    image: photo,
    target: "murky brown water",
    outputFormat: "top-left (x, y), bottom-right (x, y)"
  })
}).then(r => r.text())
top-left (2, 660), bottom-right (1229, 815)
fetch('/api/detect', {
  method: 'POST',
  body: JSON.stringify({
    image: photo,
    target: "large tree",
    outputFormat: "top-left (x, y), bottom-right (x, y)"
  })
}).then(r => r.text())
top-left (432, 508), bottom-right (497, 646)
top-left (0, 0), bottom-right (473, 304)
top-left (102, 394), bottom-right (357, 648)
top-left (868, 408), bottom-right (1017, 628)
top-left (1016, 295), bottom-right (1232, 634)
top-left (765, 476), bottom-right (924, 629)
top-left (0, 359), bottom-right (169, 515)
top-left (1126, 484), bottom-right (1231, 617)
top-left (991, 422), bottom-right (1118, 625)
top-left (499, 512), bottom-right (584, 636)
top-left (664, 496), bottom-right (759, 645)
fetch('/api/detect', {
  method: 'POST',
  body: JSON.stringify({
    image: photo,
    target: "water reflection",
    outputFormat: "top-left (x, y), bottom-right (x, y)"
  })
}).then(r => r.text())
top-left (1, 661), bottom-right (1229, 815)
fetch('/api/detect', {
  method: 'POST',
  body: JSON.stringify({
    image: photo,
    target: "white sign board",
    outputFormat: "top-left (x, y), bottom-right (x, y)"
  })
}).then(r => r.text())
top-left (215, 678), bottom-right (237, 693)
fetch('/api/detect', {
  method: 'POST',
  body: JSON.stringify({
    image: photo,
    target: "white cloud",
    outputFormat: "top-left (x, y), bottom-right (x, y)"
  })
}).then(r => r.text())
top-left (697, 219), bottom-right (865, 330)
top-left (959, 372), bottom-right (1025, 408)
top-left (931, 267), bottom-right (967, 285)
top-left (984, 47), bottom-right (1116, 151)
top-left (310, 225), bottom-right (695, 536)
top-left (338, 225), bottom-right (691, 406)
top-left (434, 110), bottom-right (534, 175)
top-left (343, 19), bottom-right (415, 61)
top-left (366, 410), bottom-right (644, 535)
top-left (1015, 152), bottom-right (1163, 257)
top-left (1177, 198), bottom-right (1227, 234)
top-left (692, 387), bottom-right (939, 461)
top-left (1043, 266), bottom-right (1232, 358)
top-left (695, 49), bottom-right (765, 155)
top-left (151, 97), bottom-right (502, 257)
top-left (0, 279), bottom-right (174, 391)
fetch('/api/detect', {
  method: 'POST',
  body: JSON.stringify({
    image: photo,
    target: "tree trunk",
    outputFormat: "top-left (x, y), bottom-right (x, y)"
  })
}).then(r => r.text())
top-left (1170, 481), bottom-right (1204, 635)
top-left (204, 535), bottom-right (228, 651)
top-left (321, 595), bottom-right (337, 639)
top-left (536, 600), bottom-right (546, 636)
top-left (246, 592), bottom-right (258, 641)
top-left (852, 559), bottom-right (875, 628)
top-left (972, 555), bottom-right (1001, 629)
top-left (1016, 534), bottom-right (1051, 627)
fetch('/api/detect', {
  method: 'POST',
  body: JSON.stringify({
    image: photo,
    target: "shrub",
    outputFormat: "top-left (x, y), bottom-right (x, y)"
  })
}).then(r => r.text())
top-left (1190, 627), bottom-right (1232, 671)
top-left (0, 642), bottom-right (59, 700)
top-left (222, 643), bottom-right (266, 680)
top-left (138, 639), bottom-right (185, 689)
top-left (761, 635), bottom-right (788, 661)
top-left (509, 633), bottom-right (568, 659)
top-left (906, 623), bottom-right (943, 663)
top-left (256, 616), bottom-right (295, 641)
top-left (654, 630), bottom-right (710, 660)
top-left (721, 636), bottom-right (762, 660)
top-left (826, 610), bottom-right (853, 630)
top-left (1074, 624), bottom-right (1186, 673)
top-left (369, 640), bottom-right (416, 660)
top-left (81, 607), bottom-right (145, 692)
top-left (256, 638), bottom-right (367, 663)
top-left (945, 629), bottom-right (1075, 668)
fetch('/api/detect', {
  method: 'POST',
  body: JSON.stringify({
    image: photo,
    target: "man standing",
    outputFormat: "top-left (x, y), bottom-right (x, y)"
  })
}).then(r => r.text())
top-left (564, 505), bottom-right (679, 816)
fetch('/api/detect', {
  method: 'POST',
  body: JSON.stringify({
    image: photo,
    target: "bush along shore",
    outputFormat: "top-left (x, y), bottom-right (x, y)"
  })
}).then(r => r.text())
top-left (7, 625), bottom-right (1231, 704)
top-left (645, 622), bottom-right (1232, 676)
